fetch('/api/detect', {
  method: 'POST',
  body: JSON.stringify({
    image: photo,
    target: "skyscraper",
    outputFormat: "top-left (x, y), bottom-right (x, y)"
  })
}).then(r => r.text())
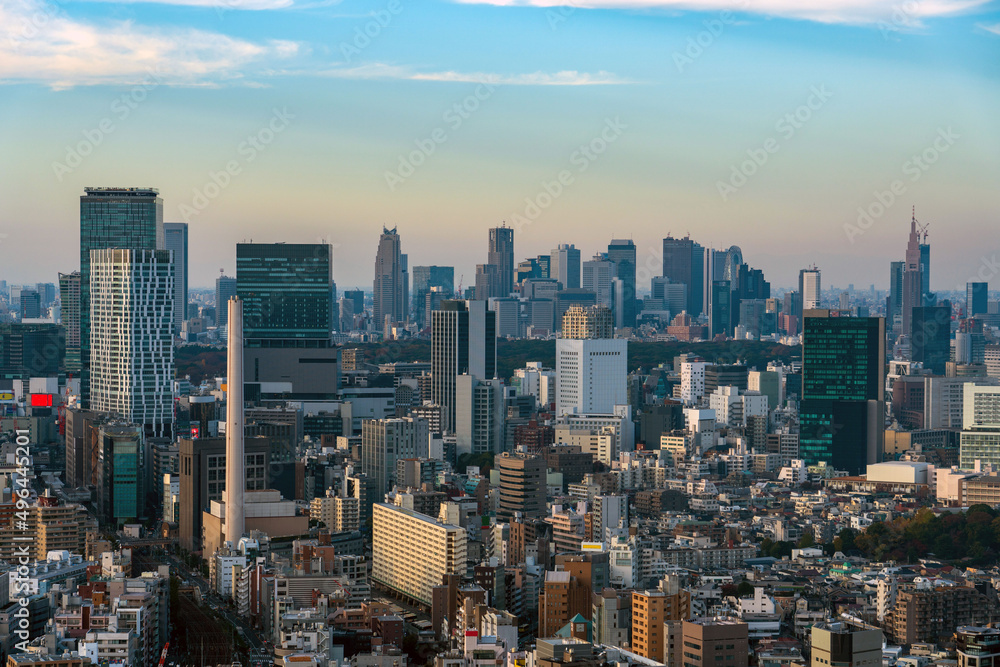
top-left (412, 266), bottom-right (454, 328)
top-left (488, 225), bottom-right (514, 298)
top-left (582, 254), bottom-right (614, 309)
top-left (474, 263), bottom-right (501, 301)
top-left (607, 239), bottom-right (637, 329)
top-left (163, 222), bottom-right (188, 334)
top-left (215, 274), bottom-right (237, 329)
top-left (80, 187), bottom-right (163, 406)
top-left (225, 297), bottom-right (245, 547)
top-left (798, 266), bottom-right (821, 312)
top-left (800, 310), bottom-right (885, 475)
top-left (431, 300), bottom-right (496, 433)
top-left (556, 337), bottom-right (627, 416)
top-left (236, 243), bottom-right (332, 345)
top-left (89, 248), bottom-right (174, 438)
top-left (911, 302), bottom-right (951, 375)
top-left (373, 227), bottom-right (405, 326)
top-left (58, 271), bottom-right (81, 374)
top-left (496, 452), bottom-right (546, 522)
top-left (968, 282), bottom-right (988, 317)
top-left (550, 244), bottom-right (581, 290)
top-left (902, 212), bottom-right (923, 337)
top-left (710, 280), bottom-right (732, 338)
top-left (662, 235), bottom-right (704, 317)
top-left (362, 417), bottom-right (430, 495)
top-left (888, 261), bottom-right (904, 331)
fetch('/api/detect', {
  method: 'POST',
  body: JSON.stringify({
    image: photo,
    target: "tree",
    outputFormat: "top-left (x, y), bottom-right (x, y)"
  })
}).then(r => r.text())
top-left (797, 533), bottom-right (815, 549)
top-left (736, 581), bottom-right (755, 597)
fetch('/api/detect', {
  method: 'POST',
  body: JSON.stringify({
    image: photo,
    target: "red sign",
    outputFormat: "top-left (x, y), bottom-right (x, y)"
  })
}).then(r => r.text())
top-left (30, 394), bottom-right (53, 407)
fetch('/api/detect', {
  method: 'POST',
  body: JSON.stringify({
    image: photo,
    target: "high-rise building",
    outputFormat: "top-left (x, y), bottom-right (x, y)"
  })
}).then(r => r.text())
top-left (19, 290), bottom-right (41, 319)
top-left (902, 212), bottom-right (923, 337)
top-left (431, 300), bottom-right (497, 433)
top-left (455, 376), bottom-right (504, 457)
top-left (556, 338), bottom-right (627, 417)
top-left (607, 240), bottom-right (636, 328)
top-left (163, 222), bottom-right (188, 334)
top-left (799, 266), bottom-right (821, 312)
top-left (957, 626), bottom-right (1000, 667)
top-left (551, 244), bottom-right (582, 290)
top-left (920, 239), bottom-right (931, 304)
top-left (662, 235), bottom-right (704, 318)
top-left (373, 227), bottom-right (406, 326)
top-left (95, 423), bottom-right (144, 526)
top-left (236, 243), bottom-right (332, 345)
top-left (475, 263), bottom-right (502, 301)
top-left (0, 324), bottom-right (64, 381)
top-left (709, 280), bottom-right (731, 338)
top-left (968, 282), bottom-right (989, 318)
top-left (911, 302), bottom-right (951, 375)
top-left (811, 623), bottom-right (882, 667)
top-left (89, 249), bottom-right (174, 439)
top-left (582, 254), bottom-right (614, 309)
top-left (888, 261), bottom-right (904, 331)
top-left (488, 225), bottom-right (514, 298)
top-left (562, 305), bottom-right (614, 340)
top-left (959, 384), bottom-right (1000, 469)
top-left (79, 187), bottom-right (163, 407)
top-left (215, 275), bottom-right (237, 329)
top-left (631, 585), bottom-right (691, 661)
top-left (59, 272), bottom-right (82, 373)
top-left (800, 310), bottom-right (885, 475)
top-left (496, 452), bottom-right (546, 522)
top-left (362, 417), bottom-right (430, 495)
top-left (224, 297), bottom-right (245, 547)
top-left (538, 570), bottom-right (591, 638)
top-left (413, 266), bottom-right (454, 328)
top-left (372, 503), bottom-right (467, 606)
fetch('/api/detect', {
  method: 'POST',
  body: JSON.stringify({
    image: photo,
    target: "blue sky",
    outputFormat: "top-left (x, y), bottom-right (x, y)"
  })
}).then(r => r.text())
top-left (0, 0), bottom-right (998, 292)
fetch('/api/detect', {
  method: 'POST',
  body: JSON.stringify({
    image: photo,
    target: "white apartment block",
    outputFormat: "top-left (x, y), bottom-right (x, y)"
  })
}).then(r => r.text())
top-left (556, 338), bottom-right (627, 417)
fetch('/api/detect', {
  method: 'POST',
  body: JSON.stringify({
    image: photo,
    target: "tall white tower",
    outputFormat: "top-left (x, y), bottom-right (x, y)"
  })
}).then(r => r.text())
top-left (225, 296), bottom-right (245, 546)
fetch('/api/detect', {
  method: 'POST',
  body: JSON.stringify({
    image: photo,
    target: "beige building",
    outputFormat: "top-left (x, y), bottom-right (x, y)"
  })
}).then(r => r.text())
top-left (562, 305), bottom-right (614, 340)
top-left (0, 500), bottom-right (96, 562)
top-left (309, 493), bottom-right (360, 532)
top-left (811, 623), bottom-right (881, 667)
top-left (632, 585), bottom-right (691, 661)
top-left (372, 503), bottom-right (466, 607)
top-left (203, 489), bottom-right (308, 556)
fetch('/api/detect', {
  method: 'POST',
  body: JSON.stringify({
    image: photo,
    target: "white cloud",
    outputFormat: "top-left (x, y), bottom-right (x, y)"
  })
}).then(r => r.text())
top-left (451, 0), bottom-right (990, 25)
top-left (0, 0), bottom-right (300, 88)
top-left (977, 21), bottom-right (1000, 34)
top-left (319, 63), bottom-right (634, 85)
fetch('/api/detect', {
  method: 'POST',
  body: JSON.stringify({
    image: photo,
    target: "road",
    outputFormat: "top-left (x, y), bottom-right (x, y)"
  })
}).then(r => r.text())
top-left (165, 552), bottom-right (274, 666)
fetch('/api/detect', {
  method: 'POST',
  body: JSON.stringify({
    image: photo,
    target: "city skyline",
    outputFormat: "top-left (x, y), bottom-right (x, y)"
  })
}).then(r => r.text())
top-left (1, 0), bottom-right (997, 290)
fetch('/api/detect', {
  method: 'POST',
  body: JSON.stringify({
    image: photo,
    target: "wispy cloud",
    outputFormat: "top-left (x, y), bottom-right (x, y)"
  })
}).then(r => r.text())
top-left (79, 0), bottom-right (294, 7)
top-left (977, 21), bottom-right (1000, 34)
top-left (0, 0), bottom-right (299, 88)
top-left (319, 62), bottom-right (635, 85)
top-left (451, 0), bottom-right (990, 25)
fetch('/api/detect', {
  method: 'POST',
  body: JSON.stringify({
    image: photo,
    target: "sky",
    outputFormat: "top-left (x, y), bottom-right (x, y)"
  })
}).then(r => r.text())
top-left (0, 0), bottom-right (998, 293)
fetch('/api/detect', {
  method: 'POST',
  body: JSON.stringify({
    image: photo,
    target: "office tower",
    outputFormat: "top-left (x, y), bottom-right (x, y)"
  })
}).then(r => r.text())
top-left (632, 586), bottom-right (692, 662)
top-left (95, 423), bottom-right (144, 526)
top-left (536, 254), bottom-right (552, 279)
top-left (488, 225), bottom-right (515, 297)
top-left (911, 302), bottom-right (951, 374)
top-left (19, 290), bottom-right (41, 319)
top-left (959, 385), bottom-right (1000, 469)
top-left (811, 624), bottom-right (882, 667)
top-left (968, 282), bottom-right (989, 317)
top-left (920, 239), bottom-right (931, 304)
top-left (372, 503), bottom-right (467, 606)
top-left (516, 258), bottom-right (542, 285)
top-left (224, 297), bottom-right (245, 547)
top-left (431, 300), bottom-right (497, 433)
top-left (80, 187), bottom-right (163, 407)
top-left (215, 274), bottom-right (237, 329)
top-left (401, 252), bottom-right (409, 320)
top-left (456, 376), bottom-right (504, 457)
top-left (679, 619), bottom-right (748, 667)
top-left (555, 289), bottom-right (597, 332)
top-left (551, 243), bottom-right (581, 289)
top-left (89, 249), bottom-right (174, 439)
top-left (178, 436), bottom-right (270, 551)
top-left (562, 305), bottom-right (614, 340)
top-left (236, 243), bottom-right (332, 345)
top-left (343, 289), bottom-right (365, 316)
top-left (495, 452), bottom-right (546, 522)
top-left (902, 212), bottom-right (923, 337)
top-left (163, 222), bottom-right (188, 334)
top-left (556, 338), bottom-right (627, 416)
top-left (780, 291), bottom-right (800, 335)
top-left (489, 296), bottom-right (519, 338)
top-left (650, 276), bottom-right (688, 315)
top-left (709, 281), bottom-right (732, 338)
top-left (413, 266), bottom-right (454, 328)
top-left (475, 263), bottom-right (501, 300)
top-left (362, 417), bottom-right (430, 494)
top-left (59, 272), bottom-right (82, 373)
top-left (889, 261), bottom-right (904, 329)
top-left (607, 239), bottom-right (636, 328)
top-left (662, 235), bottom-right (704, 317)
top-left (799, 266), bottom-right (821, 312)
top-left (373, 227), bottom-right (405, 326)
top-left (800, 311), bottom-right (885, 475)
top-left (0, 324), bottom-right (62, 380)
top-left (582, 254), bottom-right (614, 309)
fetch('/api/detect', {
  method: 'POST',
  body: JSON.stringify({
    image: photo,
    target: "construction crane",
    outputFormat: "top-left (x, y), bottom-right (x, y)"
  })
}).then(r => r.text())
top-left (157, 642), bottom-right (170, 667)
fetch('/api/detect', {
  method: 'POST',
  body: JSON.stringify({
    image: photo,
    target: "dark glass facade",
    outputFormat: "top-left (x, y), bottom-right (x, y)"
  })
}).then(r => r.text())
top-left (236, 243), bottom-right (333, 346)
top-left (607, 239), bottom-right (637, 328)
top-left (662, 236), bottom-right (704, 317)
top-left (910, 303), bottom-right (951, 374)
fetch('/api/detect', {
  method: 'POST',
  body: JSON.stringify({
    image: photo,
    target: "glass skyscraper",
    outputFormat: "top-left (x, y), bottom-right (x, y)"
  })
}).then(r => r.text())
top-left (164, 222), bottom-right (188, 334)
top-left (79, 187), bottom-right (163, 406)
top-left (607, 239), bottom-right (637, 329)
top-left (800, 311), bottom-right (885, 475)
top-left (236, 242), bottom-right (333, 346)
